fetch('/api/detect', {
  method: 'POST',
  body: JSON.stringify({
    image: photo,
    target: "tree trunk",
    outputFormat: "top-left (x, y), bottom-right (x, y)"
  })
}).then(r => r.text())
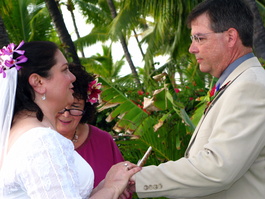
top-left (106, 0), bottom-right (142, 88)
top-left (244, 0), bottom-right (265, 60)
top-left (44, 0), bottom-right (80, 64)
top-left (66, 0), bottom-right (85, 58)
top-left (0, 15), bottom-right (9, 48)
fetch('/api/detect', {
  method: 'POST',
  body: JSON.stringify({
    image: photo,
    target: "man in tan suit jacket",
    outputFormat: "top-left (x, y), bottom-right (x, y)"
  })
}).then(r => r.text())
top-left (131, 0), bottom-right (265, 198)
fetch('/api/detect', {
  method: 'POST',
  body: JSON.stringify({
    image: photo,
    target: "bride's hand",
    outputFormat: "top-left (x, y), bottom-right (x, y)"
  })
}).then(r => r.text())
top-left (103, 161), bottom-right (141, 198)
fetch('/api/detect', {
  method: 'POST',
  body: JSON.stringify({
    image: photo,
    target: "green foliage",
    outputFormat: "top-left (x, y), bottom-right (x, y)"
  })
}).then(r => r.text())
top-left (97, 57), bottom-right (209, 164)
top-left (96, 59), bottom-right (209, 199)
top-left (92, 54), bottom-right (211, 199)
top-left (0, 0), bottom-right (58, 43)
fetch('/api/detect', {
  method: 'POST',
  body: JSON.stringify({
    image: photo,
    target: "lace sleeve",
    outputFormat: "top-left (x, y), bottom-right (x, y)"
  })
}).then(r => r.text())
top-left (14, 128), bottom-right (85, 198)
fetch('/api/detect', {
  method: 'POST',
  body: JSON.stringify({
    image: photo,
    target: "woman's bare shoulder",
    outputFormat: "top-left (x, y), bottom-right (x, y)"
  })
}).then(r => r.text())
top-left (8, 115), bottom-right (52, 152)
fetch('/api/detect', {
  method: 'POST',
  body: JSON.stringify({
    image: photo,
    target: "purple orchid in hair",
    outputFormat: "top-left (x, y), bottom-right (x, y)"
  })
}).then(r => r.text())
top-left (0, 41), bottom-right (25, 56)
top-left (0, 41), bottom-right (27, 78)
top-left (5, 55), bottom-right (27, 70)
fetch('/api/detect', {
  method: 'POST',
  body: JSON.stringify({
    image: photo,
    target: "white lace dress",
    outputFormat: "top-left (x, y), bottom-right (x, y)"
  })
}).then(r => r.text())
top-left (0, 127), bottom-right (94, 199)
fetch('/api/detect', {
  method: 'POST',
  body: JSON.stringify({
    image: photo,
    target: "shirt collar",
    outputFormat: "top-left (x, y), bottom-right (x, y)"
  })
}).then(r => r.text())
top-left (215, 52), bottom-right (254, 91)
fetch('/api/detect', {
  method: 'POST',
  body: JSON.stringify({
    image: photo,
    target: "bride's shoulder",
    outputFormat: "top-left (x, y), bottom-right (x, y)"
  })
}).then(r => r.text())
top-left (20, 127), bottom-right (71, 146)
top-left (10, 114), bottom-right (68, 143)
top-left (8, 127), bottom-right (73, 154)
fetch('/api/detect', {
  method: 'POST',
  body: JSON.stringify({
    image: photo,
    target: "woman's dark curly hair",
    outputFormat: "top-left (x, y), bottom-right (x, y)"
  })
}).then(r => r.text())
top-left (68, 63), bottom-right (98, 124)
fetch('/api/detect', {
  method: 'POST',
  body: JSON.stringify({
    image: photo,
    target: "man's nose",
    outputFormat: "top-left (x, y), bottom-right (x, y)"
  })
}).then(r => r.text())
top-left (189, 41), bottom-right (199, 54)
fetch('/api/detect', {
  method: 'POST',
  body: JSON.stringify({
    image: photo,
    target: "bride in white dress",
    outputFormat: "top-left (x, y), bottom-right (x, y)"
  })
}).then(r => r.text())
top-left (0, 41), bottom-right (140, 199)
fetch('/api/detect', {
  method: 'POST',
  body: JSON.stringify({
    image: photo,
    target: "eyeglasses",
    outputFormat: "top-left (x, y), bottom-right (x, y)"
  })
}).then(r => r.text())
top-left (58, 108), bottom-right (84, 116)
top-left (190, 32), bottom-right (216, 43)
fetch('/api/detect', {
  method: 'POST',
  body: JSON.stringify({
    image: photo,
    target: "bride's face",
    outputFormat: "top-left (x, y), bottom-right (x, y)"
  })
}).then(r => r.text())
top-left (44, 50), bottom-right (76, 111)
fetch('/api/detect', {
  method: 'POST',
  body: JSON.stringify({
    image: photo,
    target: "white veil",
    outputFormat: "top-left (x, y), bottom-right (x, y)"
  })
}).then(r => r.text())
top-left (0, 68), bottom-right (17, 169)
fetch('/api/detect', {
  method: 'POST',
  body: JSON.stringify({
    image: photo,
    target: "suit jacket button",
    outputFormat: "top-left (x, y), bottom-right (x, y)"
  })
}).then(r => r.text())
top-left (153, 184), bottom-right (158, 189)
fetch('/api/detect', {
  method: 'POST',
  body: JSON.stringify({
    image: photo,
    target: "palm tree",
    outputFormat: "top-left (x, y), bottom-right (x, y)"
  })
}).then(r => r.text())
top-left (44, 0), bottom-right (80, 64)
top-left (62, 0), bottom-right (85, 57)
top-left (82, 44), bottom-right (124, 82)
top-left (107, 0), bottom-right (203, 92)
top-left (0, 15), bottom-right (9, 47)
top-left (106, 0), bottom-right (142, 88)
top-left (244, 0), bottom-right (265, 60)
top-left (0, 0), bottom-right (57, 43)
top-left (65, 0), bottom-right (142, 88)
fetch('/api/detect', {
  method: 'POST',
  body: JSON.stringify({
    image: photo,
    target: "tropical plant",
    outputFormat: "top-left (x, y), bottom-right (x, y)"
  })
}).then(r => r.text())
top-left (0, 15), bottom-right (9, 47)
top-left (62, 0), bottom-right (86, 57)
top-left (107, 0), bottom-right (203, 90)
top-left (64, 0), bottom-right (142, 87)
top-left (82, 44), bottom-right (125, 82)
top-left (44, 0), bottom-right (80, 64)
top-left (97, 57), bottom-right (210, 199)
top-left (244, 0), bottom-right (265, 60)
top-left (97, 56), bottom-right (208, 162)
top-left (106, 0), bottom-right (141, 88)
top-left (0, 0), bottom-right (58, 43)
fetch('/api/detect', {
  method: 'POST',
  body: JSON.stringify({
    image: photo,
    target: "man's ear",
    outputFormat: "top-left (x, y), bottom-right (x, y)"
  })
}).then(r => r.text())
top-left (28, 73), bottom-right (46, 94)
top-left (226, 28), bottom-right (238, 47)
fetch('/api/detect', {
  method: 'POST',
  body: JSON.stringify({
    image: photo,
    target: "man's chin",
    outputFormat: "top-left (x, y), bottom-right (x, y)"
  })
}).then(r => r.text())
top-left (199, 65), bottom-right (208, 73)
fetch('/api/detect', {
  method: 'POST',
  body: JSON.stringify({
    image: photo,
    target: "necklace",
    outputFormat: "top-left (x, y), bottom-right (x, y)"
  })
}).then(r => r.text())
top-left (72, 130), bottom-right (79, 143)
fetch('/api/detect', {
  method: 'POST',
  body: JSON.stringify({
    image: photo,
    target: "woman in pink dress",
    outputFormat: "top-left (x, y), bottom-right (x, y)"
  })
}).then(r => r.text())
top-left (56, 63), bottom-right (127, 189)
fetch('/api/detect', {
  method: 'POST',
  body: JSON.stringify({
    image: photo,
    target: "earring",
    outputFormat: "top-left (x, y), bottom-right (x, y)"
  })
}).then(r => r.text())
top-left (42, 94), bottom-right (46, 101)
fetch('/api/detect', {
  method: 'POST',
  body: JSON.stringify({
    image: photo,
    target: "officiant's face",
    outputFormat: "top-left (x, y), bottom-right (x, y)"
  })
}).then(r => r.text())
top-left (56, 98), bottom-right (85, 140)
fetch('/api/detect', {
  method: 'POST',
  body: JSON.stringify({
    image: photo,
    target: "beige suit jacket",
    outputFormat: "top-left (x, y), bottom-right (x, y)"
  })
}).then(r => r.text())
top-left (135, 57), bottom-right (265, 199)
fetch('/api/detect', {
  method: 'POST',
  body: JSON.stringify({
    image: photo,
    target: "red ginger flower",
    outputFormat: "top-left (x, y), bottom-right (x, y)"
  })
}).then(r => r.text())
top-left (209, 84), bottom-right (216, 97)
top-left (87, 79), bottom-right (102, 104)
